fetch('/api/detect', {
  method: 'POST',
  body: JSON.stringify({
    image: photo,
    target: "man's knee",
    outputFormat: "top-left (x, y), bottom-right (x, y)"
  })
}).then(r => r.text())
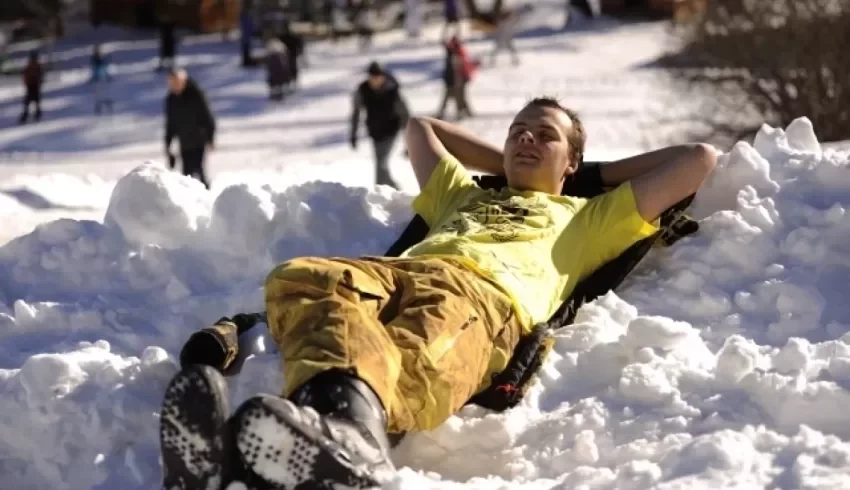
top-left (264, 257), bottom-right (339, 294)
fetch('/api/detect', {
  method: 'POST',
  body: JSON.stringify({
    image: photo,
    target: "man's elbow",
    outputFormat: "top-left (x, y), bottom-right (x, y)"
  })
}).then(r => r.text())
top-left (692, 143), bottom-right (718, 171)
top-left (405, 116), bottom-right (429, 142)
top-left (685, 143), bottom-right (718, 191)
top-left (407, 115), bottom-right (430, 130)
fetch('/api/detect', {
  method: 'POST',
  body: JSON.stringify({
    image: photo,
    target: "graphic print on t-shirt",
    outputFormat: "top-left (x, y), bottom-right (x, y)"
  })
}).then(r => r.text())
top-left (441, 193), bottom-right (555, 242)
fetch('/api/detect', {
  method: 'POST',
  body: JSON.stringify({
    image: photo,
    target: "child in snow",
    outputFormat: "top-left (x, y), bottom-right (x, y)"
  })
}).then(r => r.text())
top-left (264, 38), bottom-right (291, 101)
top-left (436, 35), bottom-right (478, 120)
top-left (90, 45), bottom-right (114, 114)
top-left (159, 97), bottom-right (717, 489)
top-left (19, 51), bottom-right (43, 124)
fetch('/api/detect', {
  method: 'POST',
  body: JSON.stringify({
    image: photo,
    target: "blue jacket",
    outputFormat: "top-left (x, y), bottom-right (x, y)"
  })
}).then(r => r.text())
top-left (91, 54), bottom-right (111, 82)
top-left (240, 12), bottom-right (254, 41)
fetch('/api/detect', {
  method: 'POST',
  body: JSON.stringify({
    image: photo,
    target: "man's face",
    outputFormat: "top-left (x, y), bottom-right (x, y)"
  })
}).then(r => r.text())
top-left (502, 104), bottom-right (576, 194)
top-left (367, 74), bottom-right (385, 90)
top-left (167, 74), bottom-right (186, 94)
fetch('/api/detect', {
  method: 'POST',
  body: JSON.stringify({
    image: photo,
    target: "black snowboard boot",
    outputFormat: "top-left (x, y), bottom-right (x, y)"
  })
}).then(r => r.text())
top-left (228, 370), bottom-right (396, 489)
top-left (159, 364), bottom-right (232, 490)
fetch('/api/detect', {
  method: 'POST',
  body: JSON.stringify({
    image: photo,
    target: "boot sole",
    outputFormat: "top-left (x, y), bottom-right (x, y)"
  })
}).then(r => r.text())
top-left (159, 364), bottom-right (231, 490)
top-left (232, 395), bottom-right (379, 490)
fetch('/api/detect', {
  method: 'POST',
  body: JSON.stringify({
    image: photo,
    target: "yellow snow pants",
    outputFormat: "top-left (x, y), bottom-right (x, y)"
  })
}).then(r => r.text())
top-left (264, 256), bottom-right (524, 434)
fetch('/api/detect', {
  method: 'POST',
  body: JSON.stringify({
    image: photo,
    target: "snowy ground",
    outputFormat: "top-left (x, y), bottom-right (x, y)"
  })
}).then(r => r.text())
top-left (3, 3), bottom-right (850, 490)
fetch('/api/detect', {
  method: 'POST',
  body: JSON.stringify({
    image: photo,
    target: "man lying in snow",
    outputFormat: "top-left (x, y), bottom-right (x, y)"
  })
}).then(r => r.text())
top-left (159, 97), bottom-right (718, 489)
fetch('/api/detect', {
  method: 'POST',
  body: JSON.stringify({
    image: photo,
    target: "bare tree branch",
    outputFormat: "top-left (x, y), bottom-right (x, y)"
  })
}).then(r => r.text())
top-left (657, 0), bottom-right (850, 144)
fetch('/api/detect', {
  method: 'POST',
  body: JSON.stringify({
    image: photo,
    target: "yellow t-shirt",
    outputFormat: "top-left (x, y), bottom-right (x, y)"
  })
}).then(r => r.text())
top-left (403, 156), bottom-right (659, 332)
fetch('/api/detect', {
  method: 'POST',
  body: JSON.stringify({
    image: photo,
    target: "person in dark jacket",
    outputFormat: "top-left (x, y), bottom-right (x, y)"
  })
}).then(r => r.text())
top-left (164, 70), bottom-right (216, 188)
top-left (264, 38), bottom-right (291, 101)
top-left (240, 9), bottom-right (257, 67)
top-left (19, 51), bottom-right (43, 124)
top-left (350, 61), bottom-right (410, 190)
top-left (158, 18), bottom-right (177, 72)
top-left (276, 22), bottom-right (304, 87)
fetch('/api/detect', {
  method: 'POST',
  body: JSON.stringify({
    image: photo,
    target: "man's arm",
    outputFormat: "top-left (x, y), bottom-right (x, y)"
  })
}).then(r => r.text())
top-left (405, 116), bottom-right (504, 188)
top-left (197, 89), bottom-right (216, 147)
top-left (600, 145), bottom-right (706, 185)
top-left (602, 144), bottom-right (717, 222)
top-left (164, 97), bottom-right (175, 151)
top-left (393, 89), bottom-right (410, 125)
top-left (350, 88), bottom-right (363, 146)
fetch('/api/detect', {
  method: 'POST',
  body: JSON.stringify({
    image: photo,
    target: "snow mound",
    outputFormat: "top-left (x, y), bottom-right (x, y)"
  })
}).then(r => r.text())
top-left (2, 118), bottom-right (850, 489)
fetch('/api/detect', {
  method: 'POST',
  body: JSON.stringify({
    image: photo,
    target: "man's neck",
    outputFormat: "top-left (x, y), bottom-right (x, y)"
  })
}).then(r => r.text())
top-left (506, 182), bottom-right (563, 195)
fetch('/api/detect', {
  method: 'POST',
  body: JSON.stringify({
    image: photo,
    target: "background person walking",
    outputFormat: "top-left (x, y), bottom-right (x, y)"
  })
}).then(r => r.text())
top-left (164, 70), bottom-right (217, 189)
top-left (350, 62), bottom-right (410, 189)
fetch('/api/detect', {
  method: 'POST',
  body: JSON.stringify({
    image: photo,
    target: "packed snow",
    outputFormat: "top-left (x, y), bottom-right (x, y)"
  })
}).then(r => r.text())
top-left (3, 3), bottom-right (850, 489)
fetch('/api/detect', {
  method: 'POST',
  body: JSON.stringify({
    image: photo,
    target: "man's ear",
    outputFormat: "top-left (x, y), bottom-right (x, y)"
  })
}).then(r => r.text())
top-left (573, 152), bottom-right (584, 171)
top-left (562, 158), bottom-right (580, 180)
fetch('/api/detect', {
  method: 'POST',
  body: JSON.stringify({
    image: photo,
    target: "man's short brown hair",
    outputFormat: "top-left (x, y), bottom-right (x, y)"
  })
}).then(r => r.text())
top-left (526, 97), bottom-right (586, 168)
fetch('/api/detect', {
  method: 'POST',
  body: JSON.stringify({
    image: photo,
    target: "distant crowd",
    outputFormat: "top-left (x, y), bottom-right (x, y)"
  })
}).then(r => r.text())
top-left (13, 0), bottom-right (542, 190)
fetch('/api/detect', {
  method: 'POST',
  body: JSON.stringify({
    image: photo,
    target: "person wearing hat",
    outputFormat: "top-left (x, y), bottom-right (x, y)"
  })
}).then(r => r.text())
top-left (350, 61), bottom-right (410, 190)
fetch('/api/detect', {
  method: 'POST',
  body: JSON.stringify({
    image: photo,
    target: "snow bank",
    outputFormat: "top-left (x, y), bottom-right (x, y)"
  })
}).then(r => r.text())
top-left (2, 119), bottom-right (850, 489)
top-left (0, 174), bottom-right (113, 246)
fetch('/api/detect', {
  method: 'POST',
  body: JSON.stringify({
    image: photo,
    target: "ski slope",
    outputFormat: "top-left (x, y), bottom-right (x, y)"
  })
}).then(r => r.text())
top-left (2, 4), bottom-right (850, 489)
